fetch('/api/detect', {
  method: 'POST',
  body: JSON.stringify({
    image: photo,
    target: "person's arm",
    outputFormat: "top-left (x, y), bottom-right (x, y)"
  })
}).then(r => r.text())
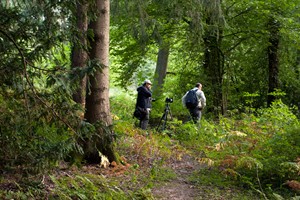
top-left (141, 87), bottom-right (152, 98)
top-left (199, 91), bottom-right (206, 108)
top-left (196, 90), bottom-right (206, 108)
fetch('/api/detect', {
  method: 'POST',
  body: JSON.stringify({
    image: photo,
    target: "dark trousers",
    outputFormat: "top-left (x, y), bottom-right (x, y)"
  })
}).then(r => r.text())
top-left (139, 110), bottom-right (150, 130)
top-left (188, 107), bottom-right (202, 123)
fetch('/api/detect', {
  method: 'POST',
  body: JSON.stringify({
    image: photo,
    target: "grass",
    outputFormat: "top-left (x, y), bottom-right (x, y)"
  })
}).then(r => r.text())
top-left (189, 169), bottom-right (263, 199)
top-left (0, 97), bottom-right (299, 199)
top-left (0, 122), bottom-right (297, 199)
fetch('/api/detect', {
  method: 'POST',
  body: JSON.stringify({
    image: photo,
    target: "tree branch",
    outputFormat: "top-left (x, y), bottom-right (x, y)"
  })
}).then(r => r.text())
top-left (0, 28), bottom-right (77, 133)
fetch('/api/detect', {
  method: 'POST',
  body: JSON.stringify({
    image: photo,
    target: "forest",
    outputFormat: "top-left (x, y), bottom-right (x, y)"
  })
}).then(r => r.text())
top-left (0, 0), bottom-right (299, 199)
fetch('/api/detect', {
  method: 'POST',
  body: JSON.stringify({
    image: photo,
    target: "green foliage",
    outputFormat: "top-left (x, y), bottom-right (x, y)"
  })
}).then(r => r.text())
top-left (172, 122), bottom-right (200, 141)
top-left (257, 100), bottom-right (299, 132)
top-left (50, 174), bottom-right (133, 200)
top-left (0, 90), bottom-right (83, 173)
top-left (2, 0), bottom-right (300, 198)
top-left (149, 165), bottom-right (176, 182)
top-left (0, 188), bottom-right (47, 200)
top-left (190, 169), bottom-right (263, 199)
top-left (199, 101), bottom-right (300, 196)
top-left (0, 0), bottom-right (87, 173)
top-left (257, 125), bottom-right (300, 187)
top-left (109, 0), bottom-right (300, 117)
top-left (110, 90), bottom-right (136, 122)
top-left (158, 99), bottom-right (299, 196)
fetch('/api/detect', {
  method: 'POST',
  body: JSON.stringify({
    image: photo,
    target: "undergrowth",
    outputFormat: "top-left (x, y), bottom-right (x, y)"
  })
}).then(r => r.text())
top-left (171, 100), bottom-right (300, 199)
top-left (0, 90), bottom-right (299, 199)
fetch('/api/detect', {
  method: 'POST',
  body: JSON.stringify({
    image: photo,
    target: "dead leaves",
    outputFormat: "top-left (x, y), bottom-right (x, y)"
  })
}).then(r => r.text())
top-left (98, 155), bottom-right (132, 177)
top-left (284, 180), bottom-right (300, 191)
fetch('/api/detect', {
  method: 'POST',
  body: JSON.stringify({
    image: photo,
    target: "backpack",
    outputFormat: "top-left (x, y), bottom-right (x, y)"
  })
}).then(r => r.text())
top-left (185, 89), bottom-right (198, 109)
top-left (133, 107), bottom-right (147, 120)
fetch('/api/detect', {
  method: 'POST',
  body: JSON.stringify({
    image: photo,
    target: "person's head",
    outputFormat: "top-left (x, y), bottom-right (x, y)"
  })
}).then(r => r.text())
top-left (143, 79), bottom-right (152, 89)
top-left (195, 83), bottom-right (202, 89)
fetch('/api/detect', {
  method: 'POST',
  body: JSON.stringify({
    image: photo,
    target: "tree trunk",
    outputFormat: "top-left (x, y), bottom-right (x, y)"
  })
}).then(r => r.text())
top-left (84, 0), bottom-right (117, 163)
top-left (204, 35), bottom-right (224, 116)
top-left (202, 0), bottom-right (225, 116)
top-left (267, 17), bottom-right (280, 106)
top-left (152, 44), bottom-right (169, 98)
top-left (71, 1), bottom-right (88, 109)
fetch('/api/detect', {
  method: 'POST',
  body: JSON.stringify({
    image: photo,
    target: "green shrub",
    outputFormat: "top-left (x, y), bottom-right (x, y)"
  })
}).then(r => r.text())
top-left (257, 100), bottom-right (299, 133)
top-left (50, 174), bottom-right (133, 199)
top-left (191, 100), bottom-right (300, 196)
top-left (257, 126), bottom-right (300, 186)
top-left (0, 91), bottom-right (84, 173)
top-left (110, 91), bottom-right (136, 121)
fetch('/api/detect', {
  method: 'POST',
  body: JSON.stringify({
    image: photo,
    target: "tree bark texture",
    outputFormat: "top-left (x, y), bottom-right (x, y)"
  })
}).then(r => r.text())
top-left (203, 34), bottom-right (224, 116)
top-left (152, 45), bottom-right (169, 98)
top-left (71, 1), bottom-right (88, 108)
top-left (267, 17), bottom-right (280, 106)
top-left (202, 0), bottom-right (225, 116)
top-left (84, 0), bottom-right (117, 163)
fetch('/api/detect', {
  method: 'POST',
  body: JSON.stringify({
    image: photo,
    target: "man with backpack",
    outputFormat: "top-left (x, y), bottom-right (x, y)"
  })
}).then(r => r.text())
top-left (182, 83), bottom-right (206, 123)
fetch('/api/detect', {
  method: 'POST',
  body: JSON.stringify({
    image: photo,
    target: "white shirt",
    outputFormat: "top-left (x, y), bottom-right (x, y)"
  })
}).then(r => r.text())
top-left (182, 87), bottom-right (206, 108)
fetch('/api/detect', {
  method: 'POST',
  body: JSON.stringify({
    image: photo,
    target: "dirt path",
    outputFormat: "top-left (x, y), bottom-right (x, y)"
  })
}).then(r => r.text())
top-left (151, 153), bottom-right (202, 200)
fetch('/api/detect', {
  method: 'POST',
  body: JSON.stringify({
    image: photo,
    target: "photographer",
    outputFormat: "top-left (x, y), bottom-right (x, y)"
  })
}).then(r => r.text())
top-left (134, 79), bottom-right (154, 130)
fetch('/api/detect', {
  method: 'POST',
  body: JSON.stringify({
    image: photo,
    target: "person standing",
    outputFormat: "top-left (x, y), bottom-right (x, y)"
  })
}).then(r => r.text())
top-left (182, 83), bottom-right (206, 123)
top-left (135, 79), bottom-right (153, 130)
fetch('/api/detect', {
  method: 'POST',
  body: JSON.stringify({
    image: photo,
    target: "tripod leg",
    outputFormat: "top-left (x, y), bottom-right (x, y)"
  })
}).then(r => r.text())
top-left (156, 112), bottom-right (166, 131)
top-left (161, 110), bottom-right (168, 131)
top-left (168, 108), bottom-right (173, 120)
top-left (157, 109), bottom-right (170, 131)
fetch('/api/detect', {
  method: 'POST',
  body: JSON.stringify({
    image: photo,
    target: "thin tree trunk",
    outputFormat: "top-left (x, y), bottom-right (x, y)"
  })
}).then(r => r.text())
top-left (84, 0), bottom-right (117, 163)
top-left (267, 17), bottom-right (280, 106)
top-left (152, 44), bottom-right (169, 98)
top-left (71, 1), bottom-right (88, 109)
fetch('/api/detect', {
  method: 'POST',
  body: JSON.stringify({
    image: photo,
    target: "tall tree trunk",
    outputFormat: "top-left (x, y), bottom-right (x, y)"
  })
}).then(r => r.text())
top-left (152, 44), bottom-right (169, 98)
top-left (203, 34), bottom-right (224, 116)
top-left (267, 17), bottom-right (280, 106)
top-left (202, 0), bottom-right (225, 116)
top-left (84, 0), bottom-right (117, 163)
top-left (71, 0), bottom-right (88, 109)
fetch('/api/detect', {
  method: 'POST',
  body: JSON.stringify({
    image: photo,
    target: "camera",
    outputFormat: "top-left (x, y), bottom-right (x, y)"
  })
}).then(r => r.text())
top-left (165, 97), bottom-right (173, 103)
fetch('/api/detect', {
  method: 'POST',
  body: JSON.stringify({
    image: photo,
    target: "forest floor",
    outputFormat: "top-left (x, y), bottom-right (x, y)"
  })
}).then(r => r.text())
top-left (0, 134), bottom-right (262, 200)
top-left (59, 141), bottom-right (257, 200)
top-left (112, 133), bottom-right (261, 200)
top-left (148, 141), bottom-right (260, 200)
top-left (150, 152), bottom-right (204, 199)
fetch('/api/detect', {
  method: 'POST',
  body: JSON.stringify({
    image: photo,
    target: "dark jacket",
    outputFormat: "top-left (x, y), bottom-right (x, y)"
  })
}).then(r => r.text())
top-left (136, 85), bottom-right (152, 109)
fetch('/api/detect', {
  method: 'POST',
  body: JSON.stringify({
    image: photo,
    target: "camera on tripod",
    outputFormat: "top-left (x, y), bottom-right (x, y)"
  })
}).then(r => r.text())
top-left (165, 97), bottom-right (173, 103)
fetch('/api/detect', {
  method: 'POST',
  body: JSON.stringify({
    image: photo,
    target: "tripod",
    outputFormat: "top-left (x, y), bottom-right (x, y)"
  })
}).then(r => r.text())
top-left (156, 102), bottom-right (173, 132)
